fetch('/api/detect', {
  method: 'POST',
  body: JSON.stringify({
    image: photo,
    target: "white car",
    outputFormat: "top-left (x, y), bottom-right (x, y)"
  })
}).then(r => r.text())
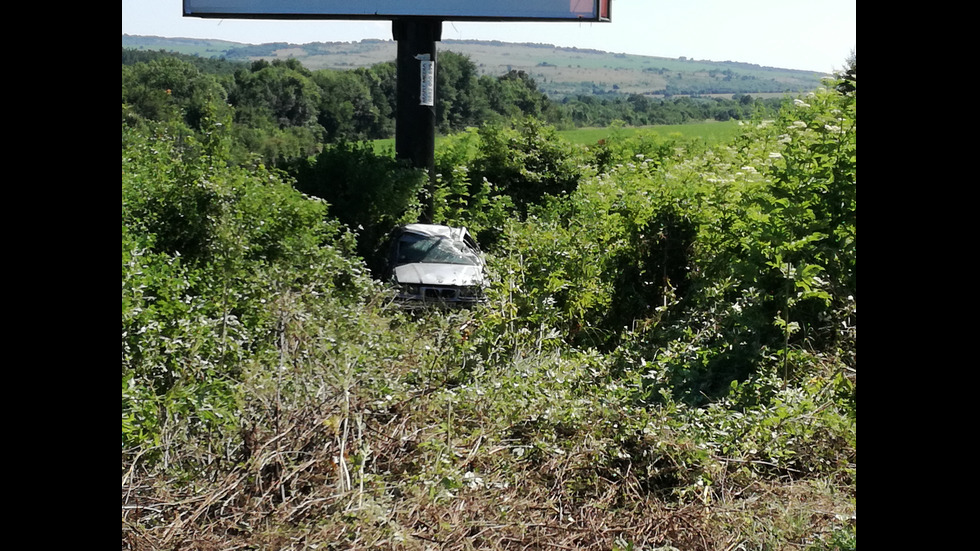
top-left (384, 224), bottom-right (488, 306)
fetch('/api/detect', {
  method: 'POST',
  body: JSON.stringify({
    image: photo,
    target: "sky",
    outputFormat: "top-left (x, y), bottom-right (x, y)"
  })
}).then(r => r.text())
top-left (122, 1), bottom-right (856, 74)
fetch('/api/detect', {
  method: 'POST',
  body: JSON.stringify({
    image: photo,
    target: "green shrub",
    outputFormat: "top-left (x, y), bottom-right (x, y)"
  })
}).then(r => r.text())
top-left (470, 118), bottom-right (583, 217)
top-left (122, 123), bottom-right (377, 465)
top-left (286, 141), bottom-right (427, 275)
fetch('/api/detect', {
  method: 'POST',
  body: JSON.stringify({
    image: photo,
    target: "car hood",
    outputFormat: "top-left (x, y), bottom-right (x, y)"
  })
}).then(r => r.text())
top-left (393, 262), bottom-right (485, 286)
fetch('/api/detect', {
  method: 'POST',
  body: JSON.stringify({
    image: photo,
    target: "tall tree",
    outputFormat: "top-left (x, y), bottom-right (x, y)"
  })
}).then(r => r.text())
top-left (122, 56), bottom-right (229, 131)
top-left (435, 51), bottom-right (491, 134)
top-left (311, 69), bottom-right (381, 142)
top-left (229, 62), bottom-right (322, 130)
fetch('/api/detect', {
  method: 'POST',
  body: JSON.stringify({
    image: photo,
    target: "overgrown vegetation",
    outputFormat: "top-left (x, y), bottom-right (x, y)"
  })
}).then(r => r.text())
top-left (122, 53), bottom-right (856, 550)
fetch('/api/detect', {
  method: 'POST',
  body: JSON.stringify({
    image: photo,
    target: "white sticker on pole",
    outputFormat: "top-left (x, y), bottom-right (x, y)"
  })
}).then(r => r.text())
top-left (416, 54), bottom-right (434, 106)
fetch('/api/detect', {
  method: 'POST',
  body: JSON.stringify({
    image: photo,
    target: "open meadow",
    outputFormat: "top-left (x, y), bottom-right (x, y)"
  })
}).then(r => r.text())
top-left (370, 120), bottom-right (743, 155)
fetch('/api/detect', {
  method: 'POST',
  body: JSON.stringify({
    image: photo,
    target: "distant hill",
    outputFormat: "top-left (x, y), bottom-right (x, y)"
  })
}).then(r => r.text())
top-left (122, 34), bottom-right (829, 99)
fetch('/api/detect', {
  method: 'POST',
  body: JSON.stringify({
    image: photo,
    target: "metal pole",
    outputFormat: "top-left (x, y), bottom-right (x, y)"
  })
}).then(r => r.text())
top-left (392, 19), bottom-right (441, 170)
top-left (392, 18), bottom-right (441, 222)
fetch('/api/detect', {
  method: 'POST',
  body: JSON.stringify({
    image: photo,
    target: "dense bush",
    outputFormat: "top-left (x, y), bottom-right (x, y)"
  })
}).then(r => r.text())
top-left (284, 141), bottom-right (428, 274)
top-left (122, 118), bottom-right (377, 462)
top-left (470, 117), bottom-right (584, 217)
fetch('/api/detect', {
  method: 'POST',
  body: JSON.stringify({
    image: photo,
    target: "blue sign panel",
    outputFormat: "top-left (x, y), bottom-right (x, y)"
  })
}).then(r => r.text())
top-left (183, 1), bottom-right (610, 21)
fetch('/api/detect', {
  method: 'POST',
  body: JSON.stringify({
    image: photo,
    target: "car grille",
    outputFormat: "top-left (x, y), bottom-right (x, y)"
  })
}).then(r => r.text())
top-left (424, 287), bottom-right (458, 300)
top-left (395, 283), bottom-right (484, 307)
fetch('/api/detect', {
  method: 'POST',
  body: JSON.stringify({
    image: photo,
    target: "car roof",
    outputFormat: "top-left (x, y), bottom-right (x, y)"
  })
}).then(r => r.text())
top-left (398, 223), bottom-right (468, 240)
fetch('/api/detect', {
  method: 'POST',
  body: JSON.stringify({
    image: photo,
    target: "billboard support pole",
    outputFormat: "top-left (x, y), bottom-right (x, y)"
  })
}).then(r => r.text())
top-left (393, 18), bottom-right (441, 222)
top-left (182, 3), bottom-right (610, 223)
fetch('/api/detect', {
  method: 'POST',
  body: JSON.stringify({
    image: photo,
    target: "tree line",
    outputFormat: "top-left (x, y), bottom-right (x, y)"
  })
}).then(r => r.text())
top-left (123, 48), bottom-right (783, 166)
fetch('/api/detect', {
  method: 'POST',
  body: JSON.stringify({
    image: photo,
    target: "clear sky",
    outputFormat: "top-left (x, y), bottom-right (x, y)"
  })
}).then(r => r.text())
top-left (122, 1), bottom-right (856, 74)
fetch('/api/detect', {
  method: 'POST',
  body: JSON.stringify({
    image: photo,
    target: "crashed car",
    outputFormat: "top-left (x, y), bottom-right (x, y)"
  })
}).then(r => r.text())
top-left (384, 223), bottom-right (488, 306)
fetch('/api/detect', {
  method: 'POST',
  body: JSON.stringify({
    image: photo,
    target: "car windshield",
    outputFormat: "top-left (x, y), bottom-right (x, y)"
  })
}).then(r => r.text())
top-left (396, 234), bottom-right (480, 266)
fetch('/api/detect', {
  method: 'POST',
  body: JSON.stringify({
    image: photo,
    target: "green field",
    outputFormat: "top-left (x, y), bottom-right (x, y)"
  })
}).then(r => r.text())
top-left (369, 120), bottom-right (743, 155)
top-left (558, 120), bottom-right (742, 145)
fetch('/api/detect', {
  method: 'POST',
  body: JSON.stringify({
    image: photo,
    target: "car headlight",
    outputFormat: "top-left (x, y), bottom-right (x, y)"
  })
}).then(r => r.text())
top-left (403, 284), bottom-right (421, 296)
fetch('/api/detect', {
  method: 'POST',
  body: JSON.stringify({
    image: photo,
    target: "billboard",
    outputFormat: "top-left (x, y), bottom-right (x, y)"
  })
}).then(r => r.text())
top-left (183, 1), bottom-right (611, 22)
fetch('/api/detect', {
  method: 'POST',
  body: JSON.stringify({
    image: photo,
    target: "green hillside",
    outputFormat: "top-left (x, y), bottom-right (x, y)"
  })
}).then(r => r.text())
top-left (122, 35), bottom-right (827, 99)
